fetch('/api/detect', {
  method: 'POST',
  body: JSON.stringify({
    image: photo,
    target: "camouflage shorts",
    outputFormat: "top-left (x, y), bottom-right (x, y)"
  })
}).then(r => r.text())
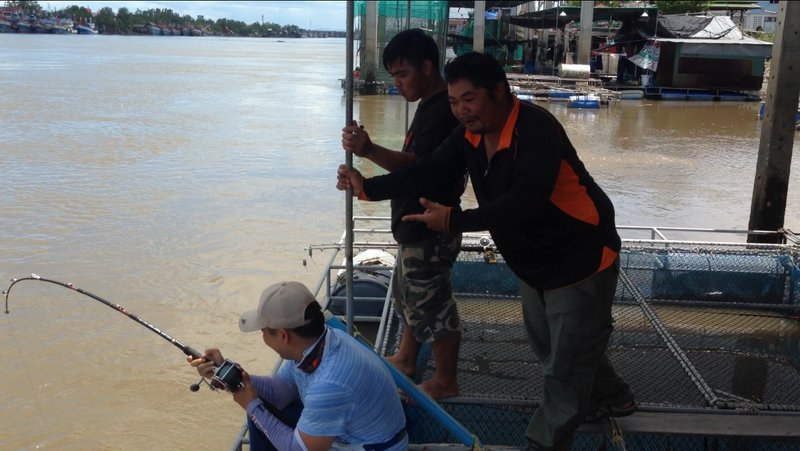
top-left (392, 232), bottom-right (462, 342)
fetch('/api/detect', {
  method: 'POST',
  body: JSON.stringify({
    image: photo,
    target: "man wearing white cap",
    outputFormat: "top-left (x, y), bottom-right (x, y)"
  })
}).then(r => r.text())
top-left (189, 281), bottom-right (407, 451)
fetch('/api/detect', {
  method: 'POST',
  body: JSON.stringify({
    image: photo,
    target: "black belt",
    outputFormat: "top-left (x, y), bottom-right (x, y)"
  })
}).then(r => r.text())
top-left (363, 429), bottom-right (407, 451)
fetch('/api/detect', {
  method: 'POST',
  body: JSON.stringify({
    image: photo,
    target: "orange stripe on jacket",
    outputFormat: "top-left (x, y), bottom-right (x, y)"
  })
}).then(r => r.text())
top-left (598, 246), bottom-right (618, 273)
top-left (549, 160), bottom-right (599, 226)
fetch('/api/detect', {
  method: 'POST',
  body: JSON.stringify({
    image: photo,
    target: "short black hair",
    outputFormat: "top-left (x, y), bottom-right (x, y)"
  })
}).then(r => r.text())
top-left (291, 301), bottom-right (325, 338)
top-left (383, 28), bottom-right (440, 71)
top-left (444, 52), bottom-right (510, 98)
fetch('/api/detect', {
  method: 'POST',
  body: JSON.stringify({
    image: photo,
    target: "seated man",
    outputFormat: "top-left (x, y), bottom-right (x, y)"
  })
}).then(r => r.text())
top-left (189, 281), bottom-right (407, 451)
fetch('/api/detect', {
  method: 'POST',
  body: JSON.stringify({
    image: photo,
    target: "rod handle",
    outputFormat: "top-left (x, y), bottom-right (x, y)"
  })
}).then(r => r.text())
top-left (184, 346), bottom-right (204, 360)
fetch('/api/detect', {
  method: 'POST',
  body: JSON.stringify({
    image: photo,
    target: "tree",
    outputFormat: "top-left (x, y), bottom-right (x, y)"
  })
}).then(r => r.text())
top-left (6, 0), bottom-right (43, 14)
top-left (654, 1), bottom-right (710, 15)
top-left (117, 7), bottom-right (133, 34)
top-left (94, 6), bottom-right (116, 33)
top-left (62, 5), bottom-right (92, 23)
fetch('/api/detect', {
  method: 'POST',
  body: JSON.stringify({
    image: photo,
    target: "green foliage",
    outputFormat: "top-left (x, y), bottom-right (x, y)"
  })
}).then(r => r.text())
top-left (5, 1), bottom-right (42, 14)
top-left (654, 0), bottom-right (711, 14)
top-left (744, 30), bottom-right (774, 43)
top-left (13, 0), bottom-right (306, 36)
top-left (61, 4), bottom-right (93, 22)
top-left (94, 7), bottom-right (115, 33)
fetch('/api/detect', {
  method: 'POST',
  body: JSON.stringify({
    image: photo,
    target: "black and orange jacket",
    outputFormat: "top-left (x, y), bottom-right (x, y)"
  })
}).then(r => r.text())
top-left (364, 97), bottom-right (620, 290)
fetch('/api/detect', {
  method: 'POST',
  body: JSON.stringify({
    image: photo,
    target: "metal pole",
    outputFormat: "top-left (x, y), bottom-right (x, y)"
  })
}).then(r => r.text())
top-left (473, 0), bottom-right (485, 53)
top-left (553, 6), bottom-right (559, 75)
top-left (405, 1), bottom-right (411, 132)
top-left (363, 0), bottom-right (379, 94)
top-left (345, 0), bottom-right (355, 335)
top-left (577, 1), bottom-right (593, 65)
top-left (748, 1), bottom-right (800, 243)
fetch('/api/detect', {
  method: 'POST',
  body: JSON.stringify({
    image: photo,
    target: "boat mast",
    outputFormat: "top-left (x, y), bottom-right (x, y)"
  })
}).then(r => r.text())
top-left (748, 1), bottom-right (800, 243)
top-left (344, 0), bottom-right (355, 335)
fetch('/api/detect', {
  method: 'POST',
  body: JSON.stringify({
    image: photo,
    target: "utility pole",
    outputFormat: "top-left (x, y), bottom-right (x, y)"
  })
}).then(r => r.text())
top-left (748, 1), bottom-right (800, 243)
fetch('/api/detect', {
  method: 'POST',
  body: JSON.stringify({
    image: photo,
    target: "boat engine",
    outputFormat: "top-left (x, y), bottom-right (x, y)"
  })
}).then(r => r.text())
top-left (328, 249), bottom-right (394, 318)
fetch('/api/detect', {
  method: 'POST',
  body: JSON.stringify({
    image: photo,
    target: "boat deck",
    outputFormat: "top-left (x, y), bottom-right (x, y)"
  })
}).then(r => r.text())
top-left (378, 236), bottom-right (800, 449)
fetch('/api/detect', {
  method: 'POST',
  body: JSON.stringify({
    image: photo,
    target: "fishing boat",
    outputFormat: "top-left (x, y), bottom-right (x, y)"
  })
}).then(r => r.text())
top-left (547, 87), bottom-right (579, 102)
top-left (567, 94), bottom-right (601, 109)
top-left (75, 23), bottom-right (98, 35)
top-left (228, 219), bottom-right (800, 450)
top-left (617, 90), bottom-right (644, 100)
top-left (0, 17), bottom-right (12, 33)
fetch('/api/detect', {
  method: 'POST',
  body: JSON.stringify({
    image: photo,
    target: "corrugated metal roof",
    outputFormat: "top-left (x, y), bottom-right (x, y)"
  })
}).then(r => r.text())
top-left (448, 1), bottom-right (528, 9)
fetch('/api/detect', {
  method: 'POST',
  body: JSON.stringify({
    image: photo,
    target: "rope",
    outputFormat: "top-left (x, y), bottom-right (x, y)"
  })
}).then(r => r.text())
top-left (617, 268), bottom-right (720, 407)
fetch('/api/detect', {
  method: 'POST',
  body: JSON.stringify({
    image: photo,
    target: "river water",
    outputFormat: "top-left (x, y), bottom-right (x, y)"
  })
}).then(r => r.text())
top-left (1, 34), bottom-right (799, 450)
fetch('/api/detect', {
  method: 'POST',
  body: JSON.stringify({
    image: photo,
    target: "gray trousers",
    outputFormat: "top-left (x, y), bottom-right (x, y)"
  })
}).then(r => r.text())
top-left (521, 260), bottom-right (631, 450)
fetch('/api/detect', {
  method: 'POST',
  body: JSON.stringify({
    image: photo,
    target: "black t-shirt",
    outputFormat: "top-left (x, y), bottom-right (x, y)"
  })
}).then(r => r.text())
top-left (391, 89), bottom-right (463, 244)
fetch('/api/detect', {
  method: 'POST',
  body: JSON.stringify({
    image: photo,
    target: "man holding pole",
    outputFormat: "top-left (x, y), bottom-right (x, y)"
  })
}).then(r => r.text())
top-left (337, 52), bottom-right (635, 450)
top-left (341, 28), bottom-right (465, 400)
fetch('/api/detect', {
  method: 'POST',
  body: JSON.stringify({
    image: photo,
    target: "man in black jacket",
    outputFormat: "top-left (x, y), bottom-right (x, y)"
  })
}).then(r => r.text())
top-left (341, 29), bottom-right (464, 399)
top-left (338, 52), bottom-right (635, 450)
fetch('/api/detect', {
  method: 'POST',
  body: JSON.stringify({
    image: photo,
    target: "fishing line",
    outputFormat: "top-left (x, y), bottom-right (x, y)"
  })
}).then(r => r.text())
top-left (4, 274), bottom-right (298, 428)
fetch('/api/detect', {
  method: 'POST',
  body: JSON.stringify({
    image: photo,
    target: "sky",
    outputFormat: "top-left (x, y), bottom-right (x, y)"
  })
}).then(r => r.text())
top-left (41, 1), bottom-right (348, 30)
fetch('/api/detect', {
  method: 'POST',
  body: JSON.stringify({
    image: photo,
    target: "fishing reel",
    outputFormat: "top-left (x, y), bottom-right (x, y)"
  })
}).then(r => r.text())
top-left (191, 359), bottom-right (244, 393)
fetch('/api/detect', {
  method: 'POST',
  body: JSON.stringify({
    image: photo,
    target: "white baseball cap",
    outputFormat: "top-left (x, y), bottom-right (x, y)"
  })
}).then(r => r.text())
top-left (239, 281), bottom-right (317, 332)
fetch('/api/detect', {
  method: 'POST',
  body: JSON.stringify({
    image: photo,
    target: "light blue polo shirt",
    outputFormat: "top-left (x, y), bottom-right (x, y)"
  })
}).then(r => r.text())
top-left (276, 326), bottom-right (407, 449)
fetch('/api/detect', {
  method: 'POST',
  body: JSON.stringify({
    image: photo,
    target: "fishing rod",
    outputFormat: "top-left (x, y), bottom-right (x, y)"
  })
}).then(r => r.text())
top-left (4, 274), bottom-right (300, 427)
top-left (3, 274), bottom-right (243, 393)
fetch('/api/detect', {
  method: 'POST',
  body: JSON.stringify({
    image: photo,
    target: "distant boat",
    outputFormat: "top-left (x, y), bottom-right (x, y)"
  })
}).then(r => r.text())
top-left (0, 18), bottom-right (13, 33)
top-left (619, 90), bottom-right (645, 100)
top-left (33, 18), bottom-right (51, 34)
top-left (548, 88), bottom-right (578, 101)
top-left (51, 19), bottom-right (74, 34)
top-left (567, 94), bottom-right (601, 109)
top-left (76, 23), bottom-right (98, 34)
top-left (15, 19), bottom-right (33, 33)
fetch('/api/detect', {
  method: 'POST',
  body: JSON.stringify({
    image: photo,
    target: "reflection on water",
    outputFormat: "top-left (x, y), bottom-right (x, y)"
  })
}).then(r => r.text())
top-left (1, 34), bottom-right (799, 449)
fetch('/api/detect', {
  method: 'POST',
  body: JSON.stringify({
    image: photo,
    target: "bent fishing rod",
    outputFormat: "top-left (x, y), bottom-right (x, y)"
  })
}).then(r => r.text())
top-left (3, 274), bottom-right (237, 392)
top-left (2, 274), bottom-right (297, 428)
top-left (3, 274), bottom-right (299, 427)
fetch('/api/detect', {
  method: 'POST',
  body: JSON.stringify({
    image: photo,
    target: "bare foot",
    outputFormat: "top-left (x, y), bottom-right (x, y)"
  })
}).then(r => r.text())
top-left (419, 378), bottom-right (459, 400)
top-left (385, 354), bottom-right (416, 378)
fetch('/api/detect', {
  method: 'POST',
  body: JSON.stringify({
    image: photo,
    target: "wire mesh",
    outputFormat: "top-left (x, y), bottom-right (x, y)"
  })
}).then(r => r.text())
top-left (383, 239), bottom-right (800, 447)
top-left (353, 0), bottom-right (449, 84)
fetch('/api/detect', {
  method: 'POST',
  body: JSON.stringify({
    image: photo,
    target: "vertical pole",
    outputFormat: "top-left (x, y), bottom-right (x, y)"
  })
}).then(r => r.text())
top-left (345, 0), bottom-right (355, 335)
top-left (748, 1), bottom-right (800, 243)
top-left (473, 0), bottom-right (485, 53)
top-left (405, 1), bottom-right (411, 132)
top-left (542, 0), bottom-right (554, 73)
top-left (553, 6), bottom-right (559, 76)
top-left (363, 0), bottom-right (379, 93)
top-left (577, 0), bottom-right (593, 65)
